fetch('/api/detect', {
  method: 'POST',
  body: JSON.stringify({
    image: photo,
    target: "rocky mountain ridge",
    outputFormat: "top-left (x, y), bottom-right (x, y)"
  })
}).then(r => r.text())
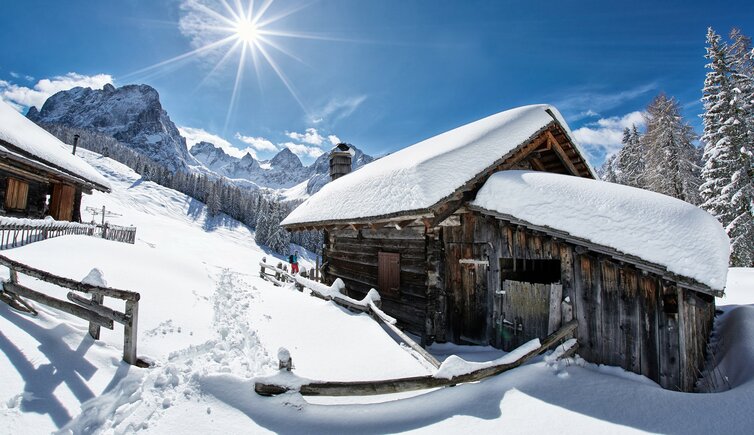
top-left (26, 83), bottom-right (375, 196)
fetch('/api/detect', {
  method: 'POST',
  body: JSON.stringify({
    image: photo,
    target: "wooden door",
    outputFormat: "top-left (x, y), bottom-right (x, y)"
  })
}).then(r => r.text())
top-left (49, 184), bottom-right (75, 221)
top-left (446, 243), bottom-right (489, 344)
top-left (494, 281), bottom-right (562, 350)
top-left (377, 252), bottom-right (400, 296)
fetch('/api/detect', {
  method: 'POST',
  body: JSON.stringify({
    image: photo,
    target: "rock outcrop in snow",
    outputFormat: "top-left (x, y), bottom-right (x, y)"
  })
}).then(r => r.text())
top-left (27, 84), bottom-right (198, 172)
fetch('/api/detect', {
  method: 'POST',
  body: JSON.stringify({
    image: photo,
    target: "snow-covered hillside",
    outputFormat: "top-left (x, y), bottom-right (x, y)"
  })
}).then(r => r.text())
top-left (1, 149), bottom-right (753, 434)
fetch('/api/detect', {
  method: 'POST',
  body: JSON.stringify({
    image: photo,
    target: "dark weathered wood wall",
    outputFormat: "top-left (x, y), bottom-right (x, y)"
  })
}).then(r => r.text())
top-left (439, 211), bottom-right (715, 392)
top-left (0, 170), bottom-right (48, 218)
top-left (323, 224), bottom-right (429, 337)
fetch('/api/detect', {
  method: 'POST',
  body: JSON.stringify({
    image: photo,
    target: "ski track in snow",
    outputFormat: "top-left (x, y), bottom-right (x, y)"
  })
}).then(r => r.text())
top-left (61, 269), bottom-right (274, 434)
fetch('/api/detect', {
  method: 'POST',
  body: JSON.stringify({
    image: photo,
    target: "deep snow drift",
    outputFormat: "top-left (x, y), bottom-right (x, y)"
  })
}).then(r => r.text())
top-left (0, 148), bottom-right (753, 434)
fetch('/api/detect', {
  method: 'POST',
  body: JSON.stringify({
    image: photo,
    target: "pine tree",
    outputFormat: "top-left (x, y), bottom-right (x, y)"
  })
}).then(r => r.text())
top-left (615, 125), bottom-right (646, 188)
top-left (642, 94), bottom-right (702, 205)
top-left (700, 27), bottom-right (754, 266)
top-left (600, 154), bottom-right (619, 183)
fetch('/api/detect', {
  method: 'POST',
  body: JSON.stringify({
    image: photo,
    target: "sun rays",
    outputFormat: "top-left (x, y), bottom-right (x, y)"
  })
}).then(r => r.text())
top-left (125, 0), bottom-right (316, 131)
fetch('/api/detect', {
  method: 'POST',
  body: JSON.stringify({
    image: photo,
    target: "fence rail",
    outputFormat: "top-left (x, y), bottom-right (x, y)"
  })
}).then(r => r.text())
top-left (0, 254), bottom-right (144, 366)
top-left (0, 217), bottom-right (136, 250)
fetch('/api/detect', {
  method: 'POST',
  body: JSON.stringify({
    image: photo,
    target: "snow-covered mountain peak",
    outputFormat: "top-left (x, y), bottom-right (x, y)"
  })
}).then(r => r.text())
top-left (268, 147), bottom-right (303, 171)
top-left (27, 83), bottom-right (197, 172)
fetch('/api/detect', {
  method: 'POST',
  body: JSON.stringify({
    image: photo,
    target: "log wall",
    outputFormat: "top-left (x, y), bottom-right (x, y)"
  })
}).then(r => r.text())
top-left (324, 224), bottom-right (429, 337)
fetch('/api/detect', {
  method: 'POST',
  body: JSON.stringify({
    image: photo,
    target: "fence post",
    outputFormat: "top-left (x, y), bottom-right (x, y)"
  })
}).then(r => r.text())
top-left (102, 222), bottom-right (109, 240)
top-left (123, 299), bottom-right (139, 365)
top-left (88, 293), bottom-right (105, 339)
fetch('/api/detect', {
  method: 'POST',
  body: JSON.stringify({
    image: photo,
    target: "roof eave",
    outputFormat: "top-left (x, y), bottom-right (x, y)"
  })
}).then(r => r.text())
top-left (468, 204), bottom-right (724, 297)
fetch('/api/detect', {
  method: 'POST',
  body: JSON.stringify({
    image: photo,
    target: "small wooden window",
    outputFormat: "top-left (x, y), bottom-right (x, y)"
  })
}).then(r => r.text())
top-left (49, 184), bottom-right (76, 221)
top-left (500, 258), bottom-right (560, 284)
top-left (5, 178), bottom-right (29, 210)
top-left (378, 252), bottom-right (400, 296)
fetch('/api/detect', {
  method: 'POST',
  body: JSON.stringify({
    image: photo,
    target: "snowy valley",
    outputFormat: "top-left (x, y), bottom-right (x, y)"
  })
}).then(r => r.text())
top-left (0, 146), bottom-right (753, 434)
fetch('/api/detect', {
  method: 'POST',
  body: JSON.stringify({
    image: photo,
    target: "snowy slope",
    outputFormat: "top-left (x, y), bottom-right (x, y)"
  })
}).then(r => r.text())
top-left (1, 148), bottom-right (754, 434)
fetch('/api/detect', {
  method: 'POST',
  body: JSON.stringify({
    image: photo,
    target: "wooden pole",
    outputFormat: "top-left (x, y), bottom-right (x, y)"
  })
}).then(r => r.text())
top-left (123, 300), bottom-right (139, 365)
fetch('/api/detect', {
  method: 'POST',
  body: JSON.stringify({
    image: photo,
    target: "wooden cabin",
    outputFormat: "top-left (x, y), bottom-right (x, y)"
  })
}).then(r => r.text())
top-left (0, 100), bottom-right (110, 221)
top-left (282, 104), bottom-right (729, 392)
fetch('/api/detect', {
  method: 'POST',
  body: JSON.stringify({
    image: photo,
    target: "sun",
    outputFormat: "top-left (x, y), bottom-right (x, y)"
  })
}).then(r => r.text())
top-left (234, 19), bottom-right (259, 45)
top-left (126, 0), bottom-right (327, 130)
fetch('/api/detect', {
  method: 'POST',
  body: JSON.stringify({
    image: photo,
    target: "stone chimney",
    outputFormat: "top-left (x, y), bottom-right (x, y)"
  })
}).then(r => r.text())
top-left (329, 143), bottom-right (354, 181)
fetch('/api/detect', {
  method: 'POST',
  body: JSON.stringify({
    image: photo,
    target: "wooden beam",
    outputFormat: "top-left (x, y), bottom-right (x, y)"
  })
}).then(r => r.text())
top-left (67, 292), bottom-right (130, 325)
top-left (370, 302), bottom-right (441, 369)
top-left (0, 255), bottom-right (139, 301)
top-left (3, 282), bottom-right (113, 329)
top-left (545, 131), bottom-right (580, 176)
top-left (530, 157), bottom-right (546, 171)
top-left (255, 320), bottom-right (578, 396)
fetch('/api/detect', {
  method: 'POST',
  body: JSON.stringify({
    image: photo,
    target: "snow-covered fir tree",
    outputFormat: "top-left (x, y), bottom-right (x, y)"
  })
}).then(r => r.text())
top-left (600, 154), bottom-right (619, 183)
top-left (641, 94), bottom-right (702, 205)
top-left (700, 27), bottom-right (754, 266)
top-left (615, 124), bottom-right (646, 188)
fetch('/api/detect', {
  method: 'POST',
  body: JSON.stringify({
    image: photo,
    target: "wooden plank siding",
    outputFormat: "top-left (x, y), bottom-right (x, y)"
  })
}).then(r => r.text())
top-left (324, 224), bottom-right (429, 336)
top-left (441, 211), bottom-right (715, 392)
top-left (320, 207), bottom-right (714, 392)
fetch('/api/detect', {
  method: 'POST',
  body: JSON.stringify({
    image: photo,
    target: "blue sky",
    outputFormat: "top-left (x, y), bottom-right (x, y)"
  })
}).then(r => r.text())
top-left (1, 0), bottom-right (752, 166)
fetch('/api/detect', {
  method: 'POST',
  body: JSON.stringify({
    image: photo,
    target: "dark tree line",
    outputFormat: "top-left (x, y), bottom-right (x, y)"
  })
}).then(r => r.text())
top-left (40, 123), bottom-right (323, 255)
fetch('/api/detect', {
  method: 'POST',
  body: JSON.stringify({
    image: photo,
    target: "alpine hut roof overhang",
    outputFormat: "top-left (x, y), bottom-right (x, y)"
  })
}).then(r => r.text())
top-left (282, 104), bottom-right (595, 229)
top-left (283, 103), bottom-right (729, 295)
top-left (0, 99), bottom-right (111, 193)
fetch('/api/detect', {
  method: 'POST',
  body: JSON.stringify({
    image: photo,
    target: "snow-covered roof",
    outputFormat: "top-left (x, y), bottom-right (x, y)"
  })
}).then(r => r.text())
top-left (282, 104), bottom-right (595, 227)
top-left (0, 99), bottom-right (110, 190)
top-left (470, 171), bottom-right (730, 292)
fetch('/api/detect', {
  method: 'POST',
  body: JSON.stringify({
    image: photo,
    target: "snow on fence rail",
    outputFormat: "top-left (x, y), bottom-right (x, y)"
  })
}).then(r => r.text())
top-left (0, 254), bottom-right (145, 367)
top-left (257, 257), bottom-right (579, 396)
top-left (0, 216), bottom-right (136, 249)
top-left (260, 258), bottom-right (439, 370)
top-left (255, 320), bottom-right (579, 396)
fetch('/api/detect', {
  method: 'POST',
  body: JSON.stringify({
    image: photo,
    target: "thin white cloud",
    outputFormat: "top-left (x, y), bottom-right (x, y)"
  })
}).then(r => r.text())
top-left (572, 111), bottom-right (646, 158)
top-left (555, 83), bottom-right (656, 121)
top-left (286, 127), bottom-right (325, 146)
top-left (179, 126), bottom-right (257, 159)
top-left (310, 95), bottom-right (367, 124)
top-left (235, 133), bottom-right (278, 152)
top-left (283, 142), bottom-right (324, 159)
top-left (0, 72), bottom-right (114, 110)
top-left (328, 134), bottom-right (341, 146)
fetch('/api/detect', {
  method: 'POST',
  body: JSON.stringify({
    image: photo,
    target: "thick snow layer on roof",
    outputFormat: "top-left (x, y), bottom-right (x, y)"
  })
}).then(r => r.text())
top-left (0, 99), bottom-right (110, 189)
top-left (283, 104), bottom-right (593, 226)
top-left (471, 170), bottom-right (730, 290)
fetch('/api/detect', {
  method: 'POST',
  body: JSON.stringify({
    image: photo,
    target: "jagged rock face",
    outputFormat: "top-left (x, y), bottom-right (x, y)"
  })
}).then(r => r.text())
top-left (27, 84), bottom-right (196, 172)
top-left (190, 142), bottom-right (374, 194)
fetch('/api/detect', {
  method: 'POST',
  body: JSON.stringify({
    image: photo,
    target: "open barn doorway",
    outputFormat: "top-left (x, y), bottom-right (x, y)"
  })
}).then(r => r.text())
top-left (493, 258), bottom-right (563, 350)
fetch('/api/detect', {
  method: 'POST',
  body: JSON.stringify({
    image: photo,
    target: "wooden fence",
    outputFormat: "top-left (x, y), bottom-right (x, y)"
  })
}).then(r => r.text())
top-left (0, 254), bottom-right (144, 366)
top-left (0, 218), bottom-right (136, 250)
top-left (257, 258), bottom-right (577, 396)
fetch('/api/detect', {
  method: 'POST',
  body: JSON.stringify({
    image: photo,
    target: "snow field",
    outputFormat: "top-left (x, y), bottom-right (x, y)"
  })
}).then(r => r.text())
top-left (0, 149), bottom-right (753, 434)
